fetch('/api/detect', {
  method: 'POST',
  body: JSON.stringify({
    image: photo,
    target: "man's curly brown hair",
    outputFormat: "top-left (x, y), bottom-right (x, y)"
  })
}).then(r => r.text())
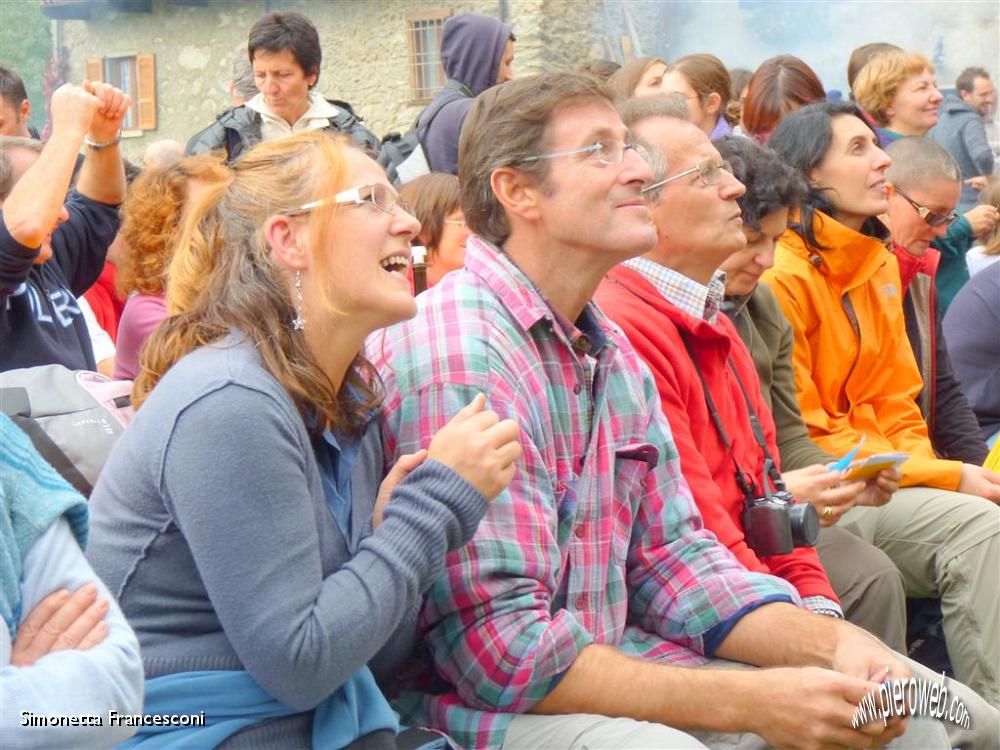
top-left (116, 155), bottom-right (229, 298)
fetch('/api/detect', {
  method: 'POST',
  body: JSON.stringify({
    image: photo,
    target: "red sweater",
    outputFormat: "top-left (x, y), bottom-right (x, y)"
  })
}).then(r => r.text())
top-left (82, 262), bottom-right (124, 343)
top-left (597, 265), bottom-right (836, 602)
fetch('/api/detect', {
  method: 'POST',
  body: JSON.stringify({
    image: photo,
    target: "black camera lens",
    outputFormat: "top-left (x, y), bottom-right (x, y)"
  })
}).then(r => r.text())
top-left (789, 502), bottom-right (820, 547)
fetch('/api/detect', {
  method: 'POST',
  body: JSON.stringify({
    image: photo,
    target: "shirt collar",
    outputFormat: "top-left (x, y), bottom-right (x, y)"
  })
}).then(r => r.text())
top-left (721, 291), bottom-right (751, 318)
top-left (623, 257), bottom-right (727, 324)
top-left (463, 235), bottom-right (611, 354)
top-left (245, 91), bottom-right (339, 128)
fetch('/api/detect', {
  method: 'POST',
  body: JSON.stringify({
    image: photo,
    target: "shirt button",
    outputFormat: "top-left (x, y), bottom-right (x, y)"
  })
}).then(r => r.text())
top-left (573, 383), bottom-right (582, 394)
top-left (574, 525), bottom-right (585, 539)
top-left (575, 594), bottom-right (586, 609)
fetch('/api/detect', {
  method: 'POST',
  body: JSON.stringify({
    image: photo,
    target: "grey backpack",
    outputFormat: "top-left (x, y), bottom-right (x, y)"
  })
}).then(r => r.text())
top-left (0, 365), bottom-right (133, 497)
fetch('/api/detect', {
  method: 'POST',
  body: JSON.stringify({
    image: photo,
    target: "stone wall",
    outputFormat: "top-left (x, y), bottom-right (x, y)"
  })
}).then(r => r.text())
top-left (62, 0), bottom-right (603, 161)
top-left (64, 1), bottom-right (264, 160)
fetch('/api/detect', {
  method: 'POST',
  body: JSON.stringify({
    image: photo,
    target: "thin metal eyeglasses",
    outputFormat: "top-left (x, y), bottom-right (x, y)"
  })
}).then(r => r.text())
top-left (289, 183), bottom-right (414, 217)
top-left (642, 159), bottom-right (734, 195)
top-left (517, 139), bottom-right (646, 167)
top-left (893, 185), bottom-right (960, 228)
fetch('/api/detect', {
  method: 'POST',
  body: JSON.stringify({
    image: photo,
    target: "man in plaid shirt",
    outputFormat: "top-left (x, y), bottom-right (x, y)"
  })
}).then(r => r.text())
top-left (370, 73), bottom-right (945, 749)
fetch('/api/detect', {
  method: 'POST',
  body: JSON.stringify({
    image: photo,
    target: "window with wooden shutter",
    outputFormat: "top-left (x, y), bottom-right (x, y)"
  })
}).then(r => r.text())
top-left (86, 58), bottom-right (103, 83)
top-left (92, 53), bottom-right (157, 131)
top-left (136, 53), bottom-right (156, 130)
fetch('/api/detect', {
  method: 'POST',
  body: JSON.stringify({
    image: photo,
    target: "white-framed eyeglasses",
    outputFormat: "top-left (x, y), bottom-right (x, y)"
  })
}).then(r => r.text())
top-left (642, 159), bottom-right (734, 195)
top-left (289, 183), bottom-right (414, 217)
top-left (517, 139), bottom-right (648, 167)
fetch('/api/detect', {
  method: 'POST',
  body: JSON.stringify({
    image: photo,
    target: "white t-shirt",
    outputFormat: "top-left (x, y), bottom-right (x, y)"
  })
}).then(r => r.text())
top-left (966, 244), bottom-right (1000, 278)
top-left (77, 296), bottom-right (115, 364)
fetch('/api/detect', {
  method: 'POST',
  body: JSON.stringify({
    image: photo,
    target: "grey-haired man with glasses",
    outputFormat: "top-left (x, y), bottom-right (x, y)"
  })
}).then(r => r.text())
top-left (365, 73), bottom-right (959, 750)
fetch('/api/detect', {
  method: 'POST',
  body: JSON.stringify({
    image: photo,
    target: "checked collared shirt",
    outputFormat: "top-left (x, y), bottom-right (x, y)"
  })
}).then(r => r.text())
top-left (624, 257), bottom-right (727, 324)
top-left (369, 237), bottom-right (797, 748)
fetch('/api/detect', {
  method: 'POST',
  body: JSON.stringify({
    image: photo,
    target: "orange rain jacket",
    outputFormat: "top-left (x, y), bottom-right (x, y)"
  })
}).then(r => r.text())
top-left (762, 210), bottom-right (962, 491)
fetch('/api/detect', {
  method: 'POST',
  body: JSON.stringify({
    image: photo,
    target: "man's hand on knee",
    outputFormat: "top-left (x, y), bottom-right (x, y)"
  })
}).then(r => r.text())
top-left (752, 666), bottom-right (906, 750)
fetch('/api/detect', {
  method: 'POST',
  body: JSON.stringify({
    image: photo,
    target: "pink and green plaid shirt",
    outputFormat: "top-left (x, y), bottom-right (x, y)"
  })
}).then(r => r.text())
top-left (370, 237), bottom-right (797, 748)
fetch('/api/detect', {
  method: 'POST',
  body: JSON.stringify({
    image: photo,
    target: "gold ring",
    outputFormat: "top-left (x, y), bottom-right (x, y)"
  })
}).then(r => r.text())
top-left (822, 505), bottom-right (834, 520)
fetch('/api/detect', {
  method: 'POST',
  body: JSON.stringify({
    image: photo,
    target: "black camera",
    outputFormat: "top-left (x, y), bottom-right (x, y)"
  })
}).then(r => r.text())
top-left (741, 460), bottom-right (819, 557)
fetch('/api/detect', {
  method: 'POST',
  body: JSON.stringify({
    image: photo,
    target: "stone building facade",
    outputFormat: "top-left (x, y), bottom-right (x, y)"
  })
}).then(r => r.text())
top-left (52, 0), bottom-right (610, 161)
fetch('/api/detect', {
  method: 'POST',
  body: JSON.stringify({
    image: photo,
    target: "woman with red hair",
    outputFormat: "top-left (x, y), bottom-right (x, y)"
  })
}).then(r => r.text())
top-left (112, 155), bottom-right (229, 380)
top-left (741, 55), bottom-right (826, 143)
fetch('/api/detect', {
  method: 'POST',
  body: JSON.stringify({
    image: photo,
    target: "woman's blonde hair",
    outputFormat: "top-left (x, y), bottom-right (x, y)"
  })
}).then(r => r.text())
top-left (134, 131), bottom-right (380, 435)
top-left (116, 154), bottom-right (229, 298)
top-left (979, 176), bottom-right (1000, 257)
top-left (852, 50), bottom-right (934, 127)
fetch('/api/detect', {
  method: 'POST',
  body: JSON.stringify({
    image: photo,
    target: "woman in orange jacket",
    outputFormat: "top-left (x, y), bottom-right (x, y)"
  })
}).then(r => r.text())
top-left (761, 100), bottom-right (1000, 704)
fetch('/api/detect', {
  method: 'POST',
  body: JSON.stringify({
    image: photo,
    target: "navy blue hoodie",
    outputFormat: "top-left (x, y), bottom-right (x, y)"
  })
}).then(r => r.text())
top-left (419, 13), bottom-right (512, 175)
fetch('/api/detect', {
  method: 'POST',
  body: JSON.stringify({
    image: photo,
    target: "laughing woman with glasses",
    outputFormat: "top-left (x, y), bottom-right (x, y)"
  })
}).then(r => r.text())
top-left (85, 131), bottom-right (522, 749)
top-left (763, 101), bottom-right (1000, 704)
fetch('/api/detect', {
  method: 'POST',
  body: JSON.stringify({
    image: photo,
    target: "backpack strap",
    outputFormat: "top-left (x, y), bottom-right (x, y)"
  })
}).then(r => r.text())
top-left (415, 79), bottom-right (474, 170)
top-left (1, 401), bottom-right (93, 497)
top-left (416, 79), bottom-right (473, 138)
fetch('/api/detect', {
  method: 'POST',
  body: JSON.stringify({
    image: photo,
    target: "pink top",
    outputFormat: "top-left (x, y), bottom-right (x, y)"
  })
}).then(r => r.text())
top-left (112, 293), bottom-right (167, 381)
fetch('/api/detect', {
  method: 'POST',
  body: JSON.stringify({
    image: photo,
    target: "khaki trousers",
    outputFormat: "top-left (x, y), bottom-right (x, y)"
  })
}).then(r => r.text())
top-left (501, 656), bottom-right (999, 749)
top-left (839, 487), bottom-right (1000, 705)
top-left (816, 525), bottom-right (907, 652)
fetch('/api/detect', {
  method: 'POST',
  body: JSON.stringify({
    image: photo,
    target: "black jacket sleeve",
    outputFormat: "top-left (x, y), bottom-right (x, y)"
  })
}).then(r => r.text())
top-left (185, 118), bottom-right (228, 156)
top-left (0, 214), bottom-right (41, 301)
top-left (51, 191), bottom-right (120, 297)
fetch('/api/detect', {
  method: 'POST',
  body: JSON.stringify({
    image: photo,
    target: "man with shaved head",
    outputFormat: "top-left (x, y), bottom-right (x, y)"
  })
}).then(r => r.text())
top-left (884, 137), bottom-right (989, 465)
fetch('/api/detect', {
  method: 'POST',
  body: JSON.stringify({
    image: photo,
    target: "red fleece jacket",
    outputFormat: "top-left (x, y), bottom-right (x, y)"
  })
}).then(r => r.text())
top-left (596, 265), bottom-right (837, 602)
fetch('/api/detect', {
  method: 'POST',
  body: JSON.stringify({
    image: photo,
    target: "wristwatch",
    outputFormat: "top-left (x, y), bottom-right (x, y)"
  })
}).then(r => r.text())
top-left (84, 130), bottom-right (121, 150)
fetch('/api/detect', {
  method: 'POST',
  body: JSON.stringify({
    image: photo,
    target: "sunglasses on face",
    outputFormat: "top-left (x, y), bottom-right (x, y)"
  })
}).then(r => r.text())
top-left (893, 185), bottom-right (960, 228)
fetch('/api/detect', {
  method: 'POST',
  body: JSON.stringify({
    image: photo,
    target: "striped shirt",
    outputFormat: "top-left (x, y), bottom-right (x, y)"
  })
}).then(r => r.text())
top-left (369, 237), bottom-right (797, 749)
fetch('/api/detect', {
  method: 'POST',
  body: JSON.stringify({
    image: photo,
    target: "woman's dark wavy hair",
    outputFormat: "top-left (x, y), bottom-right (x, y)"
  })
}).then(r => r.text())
top-left (767, 100), bottom-right (884, 250)
top-left (713, 135), bottom-right (808, 230)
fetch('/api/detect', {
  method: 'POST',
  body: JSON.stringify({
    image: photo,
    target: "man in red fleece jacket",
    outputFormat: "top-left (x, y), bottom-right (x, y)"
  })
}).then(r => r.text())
top-left (596, 95), bottom-right (899, 634)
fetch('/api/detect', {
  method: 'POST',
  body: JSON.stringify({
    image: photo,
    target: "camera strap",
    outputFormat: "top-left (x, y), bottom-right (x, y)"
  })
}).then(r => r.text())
top-left (725, 355), bottom-right (787, 492)
top-left (677, 332), bottom-right (757, 500)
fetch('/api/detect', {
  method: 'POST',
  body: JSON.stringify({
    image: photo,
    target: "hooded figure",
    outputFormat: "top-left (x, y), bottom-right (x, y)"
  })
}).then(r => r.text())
top-left (418, 13), bottom-right (514, 175)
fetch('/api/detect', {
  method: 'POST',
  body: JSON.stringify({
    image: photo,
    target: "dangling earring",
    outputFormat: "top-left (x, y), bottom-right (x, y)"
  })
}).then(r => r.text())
top-left (292, 270), bottom-right (306, 331)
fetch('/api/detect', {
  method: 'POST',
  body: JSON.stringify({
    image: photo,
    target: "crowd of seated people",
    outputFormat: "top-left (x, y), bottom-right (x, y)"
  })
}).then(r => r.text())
top-left (2, 10), bottom-right (999, 750)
